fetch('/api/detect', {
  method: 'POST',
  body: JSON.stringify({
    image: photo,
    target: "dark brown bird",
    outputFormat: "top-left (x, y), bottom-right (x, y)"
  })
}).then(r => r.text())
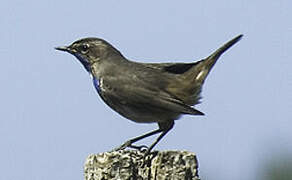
top-left (55, 34), bottom-right (243, 154)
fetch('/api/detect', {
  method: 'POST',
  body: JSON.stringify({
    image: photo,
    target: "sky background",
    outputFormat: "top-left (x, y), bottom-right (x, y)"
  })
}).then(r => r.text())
top-left (1, 0), bottom-right (291, 180)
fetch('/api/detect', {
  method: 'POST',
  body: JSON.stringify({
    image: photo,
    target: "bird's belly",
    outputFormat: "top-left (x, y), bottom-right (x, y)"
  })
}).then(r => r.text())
top-left (92, 77), bottom-right (181, 123)
top-left (103, 99), bottom-right (181, 124)
top-left (117, 107), bottom-right (181, 123)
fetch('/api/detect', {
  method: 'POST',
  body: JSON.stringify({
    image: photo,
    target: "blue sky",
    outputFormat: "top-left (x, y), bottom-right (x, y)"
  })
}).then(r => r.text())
top-left (1, 0), bottom-right (291, 179)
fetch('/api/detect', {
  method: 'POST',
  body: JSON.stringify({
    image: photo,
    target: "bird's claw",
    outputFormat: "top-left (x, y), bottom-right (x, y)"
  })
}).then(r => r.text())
top-left (129, 144), bottom-right (148, 152)
top-left (113, 140), bottom-right (148, 152)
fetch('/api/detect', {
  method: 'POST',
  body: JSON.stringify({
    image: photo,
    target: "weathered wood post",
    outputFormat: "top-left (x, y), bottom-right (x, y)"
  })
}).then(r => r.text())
top-left (84, 150), bottom-right (200, 180)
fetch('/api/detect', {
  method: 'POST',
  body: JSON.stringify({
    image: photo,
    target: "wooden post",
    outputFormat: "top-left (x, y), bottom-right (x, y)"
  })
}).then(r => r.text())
top-left (84, 150), bottom-right (200, 180)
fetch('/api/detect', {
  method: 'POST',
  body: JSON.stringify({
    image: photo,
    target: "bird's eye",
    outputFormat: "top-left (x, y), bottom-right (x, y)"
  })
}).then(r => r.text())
top-left (80, 44), bottom-right (89, 54)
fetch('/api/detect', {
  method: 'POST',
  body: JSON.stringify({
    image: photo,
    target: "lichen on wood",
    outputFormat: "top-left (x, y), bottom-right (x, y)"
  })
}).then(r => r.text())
top-left (84, 150), bottom-right (200, 180)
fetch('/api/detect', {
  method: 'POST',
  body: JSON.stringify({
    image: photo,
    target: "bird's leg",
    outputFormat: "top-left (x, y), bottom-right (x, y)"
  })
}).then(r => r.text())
top-left (139, 121), bottom-right (175, 167)
top-left (114, 128), bottom-right (163, 151)
top-left (114, 120), bottom-right (174, 155)
top-left (144, 121), bottom-right (174, 156)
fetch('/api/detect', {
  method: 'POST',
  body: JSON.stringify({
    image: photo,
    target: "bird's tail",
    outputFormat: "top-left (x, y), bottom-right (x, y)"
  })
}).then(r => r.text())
top-left (176, 34), bottom-right (243, 105)
top-left (189, 34), bottom-right (243, 85)
top-left (166, 35), bottom-right (243, 106)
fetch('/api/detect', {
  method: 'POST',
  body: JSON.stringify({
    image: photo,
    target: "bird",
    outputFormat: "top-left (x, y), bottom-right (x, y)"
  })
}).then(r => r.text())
top-left (55, 34), bottom-right (243, 154)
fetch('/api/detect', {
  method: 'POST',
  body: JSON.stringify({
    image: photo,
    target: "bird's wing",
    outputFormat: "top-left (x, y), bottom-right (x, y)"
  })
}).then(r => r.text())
top-left (144, 62), bottom-right (204, 105)
top-left (98, 75), bottom-right (204, 116)
top-left (145, 62), bottom-right (200, 74)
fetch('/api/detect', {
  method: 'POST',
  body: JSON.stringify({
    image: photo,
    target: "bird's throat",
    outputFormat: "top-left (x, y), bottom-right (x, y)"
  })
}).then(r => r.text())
top-left (73, 53), bottom-right (91, 72)
top-left (92, 77), bottom-right (101, 93)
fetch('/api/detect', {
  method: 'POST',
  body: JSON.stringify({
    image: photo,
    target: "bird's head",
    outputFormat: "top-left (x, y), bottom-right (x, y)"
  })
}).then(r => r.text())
top-left (55, 38), bottom-right (124, 72)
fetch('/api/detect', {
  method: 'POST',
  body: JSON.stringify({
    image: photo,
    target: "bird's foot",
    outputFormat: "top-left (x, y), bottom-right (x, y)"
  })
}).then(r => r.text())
top-left (113, 140), bottom-right (148, 152)
top-left (129, 144), bottom-right (148, 152)
top-left (113, 142), bottom-right (157, 167)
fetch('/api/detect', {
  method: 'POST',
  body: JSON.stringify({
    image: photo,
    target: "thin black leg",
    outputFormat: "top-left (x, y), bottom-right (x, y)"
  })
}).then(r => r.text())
top-left (146, 126), bottom-right (172, 154)
top-left (114, 128), bottom-right (163, 151)
top-left (114, 120), bottom-right (174, 153)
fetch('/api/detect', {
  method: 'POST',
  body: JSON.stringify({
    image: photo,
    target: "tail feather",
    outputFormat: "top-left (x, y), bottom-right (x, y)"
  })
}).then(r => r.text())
top-left (171, 34), bottom-right (243, 105)
top-left (191, 34), bottom-right (243, 84)
top-left (205, 34), bottom-right (243, 68)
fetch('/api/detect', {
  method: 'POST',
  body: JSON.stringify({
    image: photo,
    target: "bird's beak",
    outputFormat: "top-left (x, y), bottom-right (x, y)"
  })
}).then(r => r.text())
top-left (55, 46), bottom-right (70, 52)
